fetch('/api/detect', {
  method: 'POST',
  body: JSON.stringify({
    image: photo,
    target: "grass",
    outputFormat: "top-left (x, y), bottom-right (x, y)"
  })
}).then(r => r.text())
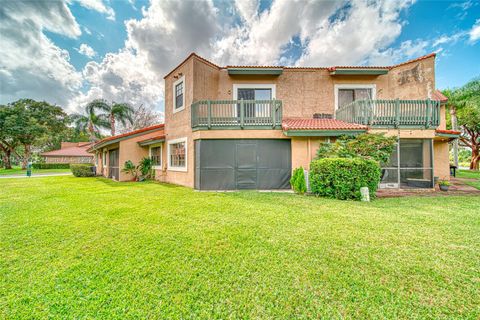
top-left (1, 176), bottom-right (479, 319)
top-left (0, 166), bottom-right (71, 176)
top-left (457, 169), bottom-right (480, 190)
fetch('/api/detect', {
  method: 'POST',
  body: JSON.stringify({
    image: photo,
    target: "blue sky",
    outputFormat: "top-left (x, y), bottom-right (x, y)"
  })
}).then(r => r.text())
top-left (0, 0), bottom-right (479, 114)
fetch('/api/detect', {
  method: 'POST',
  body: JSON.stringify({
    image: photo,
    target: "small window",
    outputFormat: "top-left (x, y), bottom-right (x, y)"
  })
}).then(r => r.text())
top-left (150, 146), bottom-right (162, 168)
top-left (168, 138), bottom-right (187, 171)
top-left (173, 76), bottom-right (185, 112)
top-left (102, 151), bottom-right (107, 166)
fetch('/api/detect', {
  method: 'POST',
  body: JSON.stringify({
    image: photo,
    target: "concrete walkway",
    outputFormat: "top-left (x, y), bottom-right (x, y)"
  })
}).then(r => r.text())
top-left (0, 172), bottom-right (72, 179)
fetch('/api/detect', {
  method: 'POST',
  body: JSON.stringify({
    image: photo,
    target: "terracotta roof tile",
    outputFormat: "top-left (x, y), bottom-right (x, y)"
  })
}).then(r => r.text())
top-left (432, 90), bottom-right (448, 102)
top-left (92, 124), bottom-right (165, 148)
top-left (435, 129), bottom-right (461, 135)
top-left (41, 143), bottom-right (93, 157)
top-left (137, 134), bottom-right (166, 144)
top-left (282, 118), bottom-right (367, 131)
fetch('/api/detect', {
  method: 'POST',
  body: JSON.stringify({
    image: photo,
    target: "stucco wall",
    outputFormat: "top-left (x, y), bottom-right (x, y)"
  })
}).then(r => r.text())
top-left (434, 140), bottom-right (450, 180)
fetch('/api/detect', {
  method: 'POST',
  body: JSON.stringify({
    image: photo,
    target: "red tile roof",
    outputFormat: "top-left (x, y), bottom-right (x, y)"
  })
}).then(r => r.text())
top-left (432, 90), bottom-right (448, 102)
top-left (137, 134), bottom-right (166, 144)
top-left (41, 143), bottom-right (93, 157)
top-left (166, 53), bottom-right (437, 78)
top-left (91, 124), bottom-right (165, 149)
top-left (435, 129), bottom-right (461, 135)
top-left (282, 118), bottom-right (367, 131)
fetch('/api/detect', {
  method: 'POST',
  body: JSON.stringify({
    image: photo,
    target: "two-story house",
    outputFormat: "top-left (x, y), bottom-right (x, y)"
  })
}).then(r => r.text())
top-left (91, 52), bottom-right (459, 189)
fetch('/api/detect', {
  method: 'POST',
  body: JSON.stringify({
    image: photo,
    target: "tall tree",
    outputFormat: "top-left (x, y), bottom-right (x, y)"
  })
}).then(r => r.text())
top-left (446, 79), bottom-right (480, 170)
top-left (119, 104), bottom-right (162, 133)
top-left (107, 102), bottom-right (134, 136)
top-left (71, 101), bottom-right (111, 142)
top-left (1, 99), bottom-right (69, 169)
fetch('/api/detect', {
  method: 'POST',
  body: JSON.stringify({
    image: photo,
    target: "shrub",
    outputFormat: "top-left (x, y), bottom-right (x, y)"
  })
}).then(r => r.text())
top-left (70, 164), bottom-right (95, 177)
top-left (138, 157), bottom-right (153, 179)
top-left (122, 160), bottom-right (138, 181)
top-left (290, 167), bottom-right (307, 194)
top-left (32, 163), bottom-right (70, 169)
top-left (316, 133), bottom-right (397, 164)
top-left (309, 158), bottom-right (381, 200)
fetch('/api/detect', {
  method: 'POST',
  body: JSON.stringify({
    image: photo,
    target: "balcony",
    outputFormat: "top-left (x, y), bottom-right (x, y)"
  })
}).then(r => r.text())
top-left (191, 100), bottom-right (282, 130)
top-left (335, 99), bottom-right (440, 128)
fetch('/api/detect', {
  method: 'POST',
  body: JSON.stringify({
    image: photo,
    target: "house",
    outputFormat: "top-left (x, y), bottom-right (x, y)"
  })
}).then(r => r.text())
top-left (88, 124), bottom-right (164, 181)
top-left (91, 52), bottom-right (460, 189)
top-left (41, 142), bottom-right (94, 164)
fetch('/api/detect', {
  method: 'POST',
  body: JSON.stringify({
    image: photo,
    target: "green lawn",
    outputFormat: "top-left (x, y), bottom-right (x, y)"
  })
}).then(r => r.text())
top-left (1, 177), bottom-right (479, 319)
top-left (0, 166), bottom-right (71, 176)
top-left (458, 169), bottom-right (480, 190)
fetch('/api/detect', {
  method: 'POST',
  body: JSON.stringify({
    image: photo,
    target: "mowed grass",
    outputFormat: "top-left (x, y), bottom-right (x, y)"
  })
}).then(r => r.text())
top-left (0, 177), bottom-right (479, 319)
top-left (458, 169), bottom-right (480, 190)
top-left (0, 166), bottom-right (71, 176)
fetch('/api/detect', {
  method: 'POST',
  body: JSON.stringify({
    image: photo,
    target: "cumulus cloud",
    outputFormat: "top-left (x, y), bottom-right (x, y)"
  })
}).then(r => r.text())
top-left (0, 1), bottom-right (82, 106)
top-left (72, 0), bottom-right (115, 20)
top-left (469, 19), bottom-right (480, 43)
top-left (77, 43), bottom-right (97, 58)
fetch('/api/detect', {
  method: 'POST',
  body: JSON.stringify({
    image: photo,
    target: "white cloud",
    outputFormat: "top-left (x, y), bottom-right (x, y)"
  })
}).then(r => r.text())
top-left (72, 0), bottom-right (115, 20)
top-left (0, 1), bottom-right (82, 106)
top-left (469, 19), bottom-right (480, 43)
top-left (77, 43), bottom-right (97, 58)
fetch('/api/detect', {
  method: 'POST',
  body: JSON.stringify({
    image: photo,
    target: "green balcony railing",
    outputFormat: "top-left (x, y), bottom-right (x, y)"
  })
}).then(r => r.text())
top-left (191, 99), bottom-right (282, 130)
top-left (335, 99), bottom-right (440, 128)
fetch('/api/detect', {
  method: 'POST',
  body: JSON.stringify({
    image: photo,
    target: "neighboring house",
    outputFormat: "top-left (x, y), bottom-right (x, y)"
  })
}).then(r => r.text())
top-left (41, 142), bottom-right (94, 164)
top-left (91, 52), bottom-right (460, 190)
top-left (88, 124), bottom-right (164, 181)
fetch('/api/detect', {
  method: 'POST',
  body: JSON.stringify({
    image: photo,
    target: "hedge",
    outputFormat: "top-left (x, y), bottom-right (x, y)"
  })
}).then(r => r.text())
top-left (70, 164), bottom-right (95, 177)
top-left (290, 167), bottom-right (307, 194)
top-left (309, 158), bottom-right (381, 200)
top-left (32, 163), bottom-right (70, 169)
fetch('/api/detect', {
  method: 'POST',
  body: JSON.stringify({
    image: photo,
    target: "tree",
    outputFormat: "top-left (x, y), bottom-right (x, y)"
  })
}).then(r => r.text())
top-left (119, 104), bottom-right (162, 133)
top-left (0, 99), bottom-right (69, 169)
top-left (71, 101), bottom-right (111, 142)
top-left (445, 79), bottom-right (480, 170)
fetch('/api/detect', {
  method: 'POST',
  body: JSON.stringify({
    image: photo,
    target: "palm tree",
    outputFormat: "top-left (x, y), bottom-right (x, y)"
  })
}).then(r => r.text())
top-left (71, 100), bottom-right (111, 142)
top-left (107, 102), bottom-right (134, 136)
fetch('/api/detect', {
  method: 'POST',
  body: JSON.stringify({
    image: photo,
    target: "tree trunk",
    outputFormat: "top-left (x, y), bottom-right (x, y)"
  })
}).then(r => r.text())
top-left (470, 145), bottom-right (479, 170)
top-left (110, 114), bottom-right (116, 136)
top-left (0, 146), bottom-right (12, 169)
top-left (88, 121), bottom-right (95, 142)
top-left (22, 144), bottom-right (31, 170)
top-left (450, 106), bottom-right (459, 167)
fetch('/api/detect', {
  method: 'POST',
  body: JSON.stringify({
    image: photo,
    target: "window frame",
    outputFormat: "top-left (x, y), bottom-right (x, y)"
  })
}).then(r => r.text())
top-left (334, 84), bottom-right (376, 110)
top-left (167, 137), bottom-right (187, 172)
top-left (102, 150), bottom-right (107, 167)
top-left (172, 76), bottom-right (185, 113)
top-left (149, 143), bottom-right (163, 169)
top-left (232, 83), bottom-right (276, 100)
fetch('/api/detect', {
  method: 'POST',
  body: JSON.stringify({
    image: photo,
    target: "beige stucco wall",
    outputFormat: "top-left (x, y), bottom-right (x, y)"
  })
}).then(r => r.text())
top-left (434, 140), bottom-right (450, 180)
top-left (162, 54), bottom-right (446, 189)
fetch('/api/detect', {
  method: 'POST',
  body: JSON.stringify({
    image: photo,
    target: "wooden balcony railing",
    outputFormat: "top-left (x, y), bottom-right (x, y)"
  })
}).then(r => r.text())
top-left (335, 99), bottom-right (440, 128)
top-left (191, 100), bottom-right (282, 130)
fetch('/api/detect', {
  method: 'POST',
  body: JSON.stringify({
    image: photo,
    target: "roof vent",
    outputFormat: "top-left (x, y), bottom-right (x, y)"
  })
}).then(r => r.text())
top-left (313, 113), bottom-right (333, 119)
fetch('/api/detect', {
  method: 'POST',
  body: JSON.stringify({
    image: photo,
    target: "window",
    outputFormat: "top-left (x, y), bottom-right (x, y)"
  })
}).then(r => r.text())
top-left (150, 145), bottom-right (162, 169)
top-left (173, 76), bottom-right (185, 113)
top-left (102, 151), bottom-right (107, 166)
top-left (233, 84), bottom-right (276, 119)
top-left (335, 84), bottom-right (376, 109)
top-left (168, 138), bottom-right (187, 171)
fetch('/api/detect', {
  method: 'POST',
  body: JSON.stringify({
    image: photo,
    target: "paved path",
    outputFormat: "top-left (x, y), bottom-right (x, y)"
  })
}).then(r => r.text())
top-left (0, 172), bottom-right (72, 179)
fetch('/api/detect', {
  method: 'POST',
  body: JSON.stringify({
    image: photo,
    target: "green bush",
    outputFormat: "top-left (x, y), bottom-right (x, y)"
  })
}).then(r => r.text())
top-left (70, 164), bottom-right (95, 177)
top-left (290, 167), bottom-right (307, 194)
top-left (309, 158), bottom-right (381, 200)
top-left (32, 163), bottom-right (70, 169)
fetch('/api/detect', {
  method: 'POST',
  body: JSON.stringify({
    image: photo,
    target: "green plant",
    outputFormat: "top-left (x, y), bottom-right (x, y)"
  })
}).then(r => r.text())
top-left (138, 157), bottom-right (153, 179)
top-left (438, 180), bottom-right (452, 186)
top-left (122, 160), bottom-right (138, 181)
top-left (290, 167), bottom-right (307, 194)
top-left (70, 164), bottom-right (95, 177)
top-left (309, 158), bottom-right (381, 200)
top-left (316, 133), bottom-right (397, 164)
top-left (32, 163), bottom-right (70, 169)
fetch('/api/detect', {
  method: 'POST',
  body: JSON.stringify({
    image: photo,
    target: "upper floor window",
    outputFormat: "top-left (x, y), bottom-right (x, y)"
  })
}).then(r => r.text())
top-left (173, 76), bottom-right (185, 113)
top-left (335, 84), bottom-right (376, 109)
top-left (233, 84), bottom-right (276, 118)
